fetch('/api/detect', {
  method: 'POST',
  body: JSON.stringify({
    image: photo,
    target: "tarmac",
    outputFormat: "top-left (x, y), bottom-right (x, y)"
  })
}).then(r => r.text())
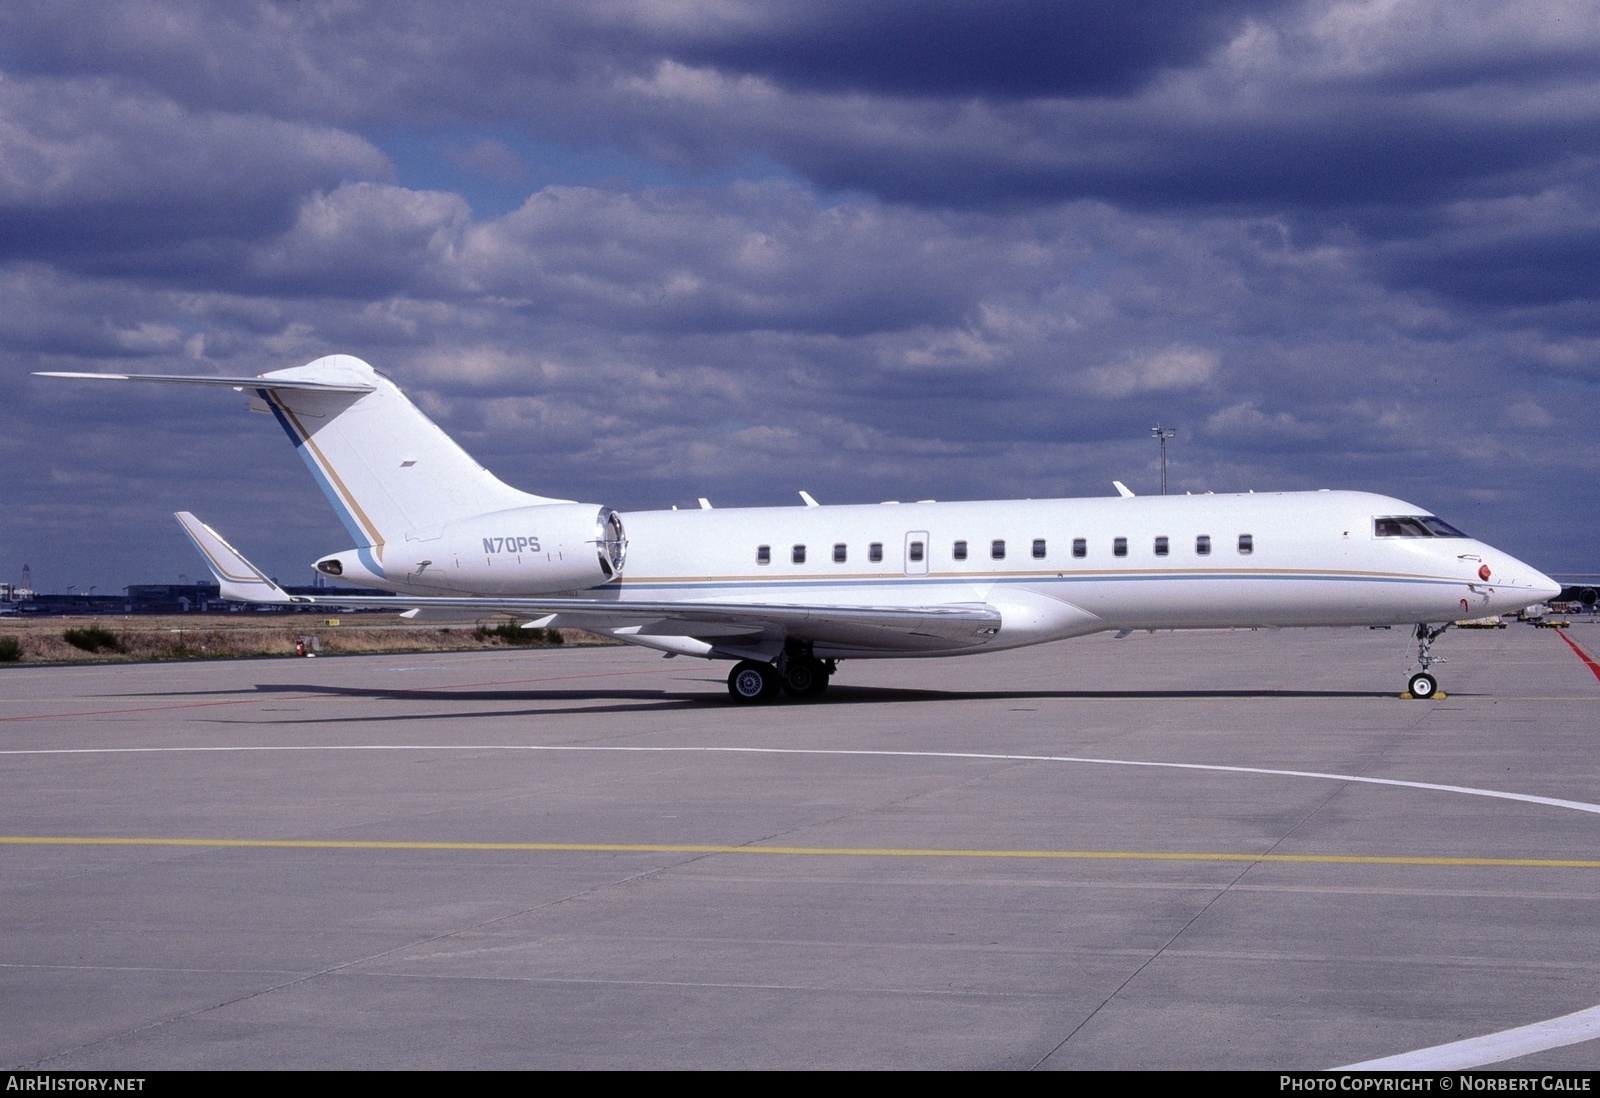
top-left (2, 622), bottom-right (1599, 1070)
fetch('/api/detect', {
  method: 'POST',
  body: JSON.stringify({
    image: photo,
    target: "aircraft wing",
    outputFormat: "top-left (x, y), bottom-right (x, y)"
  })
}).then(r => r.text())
top-left (175, 513), bottom-right (1001, 653)
top-left (432, 598), bottom-right (999, 652)
top-left (411, 596), bottom-right (1000, 652)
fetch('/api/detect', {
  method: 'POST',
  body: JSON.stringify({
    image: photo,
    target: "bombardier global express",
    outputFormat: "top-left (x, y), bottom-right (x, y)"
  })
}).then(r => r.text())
top-left (41, 355), bottom-right (1560, 702)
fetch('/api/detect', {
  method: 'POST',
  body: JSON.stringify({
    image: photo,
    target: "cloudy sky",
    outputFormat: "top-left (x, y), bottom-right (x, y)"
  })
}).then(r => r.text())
top-left (3, 0), bottom-right (1597, 592)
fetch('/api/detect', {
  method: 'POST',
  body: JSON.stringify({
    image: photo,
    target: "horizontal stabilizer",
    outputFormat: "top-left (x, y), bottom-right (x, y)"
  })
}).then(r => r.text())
top-left (35, 372), bottom-right (375, 394)
top-left (49, 356), bottom-right (570, 559)
top-left (174, 513), bottom-right (297, 603)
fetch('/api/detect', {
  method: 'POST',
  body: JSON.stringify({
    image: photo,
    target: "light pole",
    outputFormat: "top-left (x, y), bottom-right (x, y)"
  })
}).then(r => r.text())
top-left (1151, 424), bottom-right (1175, 495)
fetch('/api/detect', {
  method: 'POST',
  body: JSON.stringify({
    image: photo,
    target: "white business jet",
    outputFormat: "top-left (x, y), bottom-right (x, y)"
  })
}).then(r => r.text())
top-left (41, 355), bottom-right (1560, 702)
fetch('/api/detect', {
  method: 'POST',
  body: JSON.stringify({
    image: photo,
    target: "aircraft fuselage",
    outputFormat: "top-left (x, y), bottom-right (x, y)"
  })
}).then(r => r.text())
top-left (347, 489), bottom-right (1550, 660)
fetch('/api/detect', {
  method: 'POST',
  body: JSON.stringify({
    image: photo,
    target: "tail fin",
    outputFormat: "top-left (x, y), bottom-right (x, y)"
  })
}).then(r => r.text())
top-left (175, 512), bottom-right (294, 603)
top-left (40, 355), bottom-right (568, 577)
top-left (249, 356), bottom-right (568, 569)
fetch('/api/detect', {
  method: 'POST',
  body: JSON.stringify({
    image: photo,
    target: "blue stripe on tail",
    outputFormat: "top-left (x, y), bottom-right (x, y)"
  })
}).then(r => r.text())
top-left (258, 388), bottom-right (386, 578)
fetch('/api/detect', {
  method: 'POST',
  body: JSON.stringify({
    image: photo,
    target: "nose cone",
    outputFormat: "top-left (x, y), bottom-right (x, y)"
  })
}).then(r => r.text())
top-left (1529, 566), bottom-right (1563, 602)
top-left (1493, 552), bottom-right (1561, 605)
top-left (1469, 541), bottom-right (1562, 616)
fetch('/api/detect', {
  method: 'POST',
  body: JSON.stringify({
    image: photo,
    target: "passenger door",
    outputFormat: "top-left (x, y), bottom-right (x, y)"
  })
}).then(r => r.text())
top-left (904, 531), bottom-right (929, 576)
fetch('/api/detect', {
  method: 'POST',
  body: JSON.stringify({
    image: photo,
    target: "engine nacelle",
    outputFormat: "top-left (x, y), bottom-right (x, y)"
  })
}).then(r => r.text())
top-left (315, 503), bottom-right (626, 596)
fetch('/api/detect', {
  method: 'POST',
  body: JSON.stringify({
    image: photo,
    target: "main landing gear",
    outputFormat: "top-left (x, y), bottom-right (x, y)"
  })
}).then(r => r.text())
top-left (1406, 623), bottom-right (1450, 699)
top-left (726, 653), bottom-right (834, 704)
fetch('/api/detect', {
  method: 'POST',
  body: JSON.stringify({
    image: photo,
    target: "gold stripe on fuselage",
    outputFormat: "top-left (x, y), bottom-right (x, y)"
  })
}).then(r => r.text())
top-left (271, 390), bottom-right (387, 562)
top-left (610, 566), bottom-right (1458, 586)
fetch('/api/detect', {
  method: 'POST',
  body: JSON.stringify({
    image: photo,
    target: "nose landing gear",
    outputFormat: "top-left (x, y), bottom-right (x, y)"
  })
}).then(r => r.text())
top-left (1406, 623), bottom-right (1450, 699)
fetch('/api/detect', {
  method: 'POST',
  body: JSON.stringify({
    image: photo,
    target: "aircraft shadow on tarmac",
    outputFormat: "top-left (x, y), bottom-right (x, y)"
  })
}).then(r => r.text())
top-left (191, 681), bottom-right (1405, 725)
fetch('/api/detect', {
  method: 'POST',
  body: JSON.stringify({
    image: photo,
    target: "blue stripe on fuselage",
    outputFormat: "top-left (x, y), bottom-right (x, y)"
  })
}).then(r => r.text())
top-left (608, 571), bottom-right (1465, 593)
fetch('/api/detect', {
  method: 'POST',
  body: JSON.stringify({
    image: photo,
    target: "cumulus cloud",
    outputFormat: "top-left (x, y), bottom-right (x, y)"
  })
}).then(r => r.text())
top-left (8, 2), bottom-right (1598, 220)
top-left (642, 0), bottom-right (1290, 98)
top-left (1083, 346), bottom-right (1219, 397)
top-left (0, 73), bottom-right (388, 264)
top-left (1204, 400), bottom-right (1326, 441)
top-left (452, 182), bottom-right (1021, 337)
top-left (246, 183), bottom-right (470, 298)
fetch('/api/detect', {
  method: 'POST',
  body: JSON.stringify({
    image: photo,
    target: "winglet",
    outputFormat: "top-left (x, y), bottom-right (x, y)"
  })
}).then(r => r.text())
top-left (799, 491), bottom-right (820, 507)
top-left (174, 513), bottom-right (296, 603)
top-left (1113, 481), bottom-right (1136, 498)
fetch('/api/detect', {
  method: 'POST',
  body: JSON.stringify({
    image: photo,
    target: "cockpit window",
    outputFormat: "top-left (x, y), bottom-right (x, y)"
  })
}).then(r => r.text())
top-left (1419, 517), bottom-right (1468, 537)
top-left (1375, 516), bottom-right (1469, 538)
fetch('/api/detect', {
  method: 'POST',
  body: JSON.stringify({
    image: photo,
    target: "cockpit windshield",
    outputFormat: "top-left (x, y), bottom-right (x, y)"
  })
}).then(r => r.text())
top-left (1374, 516), bottom-right (1469, 538)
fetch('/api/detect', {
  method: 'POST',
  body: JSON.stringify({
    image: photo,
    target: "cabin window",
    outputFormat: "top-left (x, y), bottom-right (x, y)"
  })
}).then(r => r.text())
top-left (833, 543), bottom-right (847, 563)
top-left (953, 540), bottom-right (968, 561)
top-left (908, 541), bottom-right (924, 563)
top-left (1113, 537), bottom-right (1128, 557)
top-left (869, 542), bottom-right (883, 563)
top-left (1196, 535), bottom-right (1210, 556)
top-left (1072, 538), bottom-right (1087, 558)
top-left (793, 544), bottom-right (806, 564)
top-left (757, 545), bottom-right (771, 565)
top-left (1032, 539), bottom-right (1047, 559)
top-left (991, 539), bottom-right (1006, 560)
top-left (1238, 534), bottom-right (1253, 555)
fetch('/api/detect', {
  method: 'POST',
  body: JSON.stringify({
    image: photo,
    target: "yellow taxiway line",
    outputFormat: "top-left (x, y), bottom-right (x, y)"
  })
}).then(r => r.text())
top-left (3, 835), bottom-right (1599, 868)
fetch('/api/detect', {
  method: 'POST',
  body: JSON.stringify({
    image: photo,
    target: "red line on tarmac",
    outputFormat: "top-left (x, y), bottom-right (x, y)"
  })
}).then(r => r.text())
top-left (0, 695), bottom-right (323, 723)
top-left (0, 666), bottom-right (685, 723)
top-left (1554, 630), bottom-right (1600, 683)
